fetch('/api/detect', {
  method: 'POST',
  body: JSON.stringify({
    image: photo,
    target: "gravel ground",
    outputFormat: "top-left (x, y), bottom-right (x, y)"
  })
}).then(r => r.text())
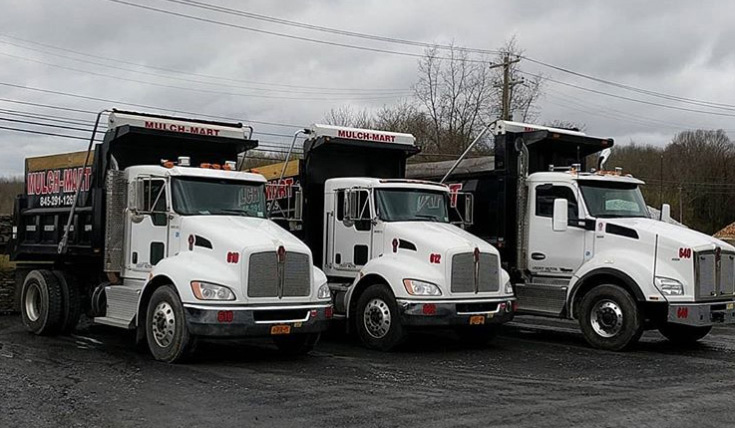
top-left (1, 315), bottom-right (734, 428)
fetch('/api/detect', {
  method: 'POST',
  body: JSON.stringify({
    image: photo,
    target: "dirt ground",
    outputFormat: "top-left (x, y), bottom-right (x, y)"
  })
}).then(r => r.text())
top-left (1, 315), bottom-right (733, 428)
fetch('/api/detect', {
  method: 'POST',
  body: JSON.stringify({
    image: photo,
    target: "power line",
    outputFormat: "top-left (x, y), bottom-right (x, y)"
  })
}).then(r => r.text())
top-left (0, 51), bottom-right (409, 102)
top-left (160, 0), bottom-right (501, 55)
top-left (100, 0), bottom-right (497, 65)
top-left (0, 33), bottom-right (409, 93)
top-left (523, 71), bottom-right (735, 119)
top-left (153, 0), bottom-right (735, 115)
top-left (0, 82), bottom-right (303, 128)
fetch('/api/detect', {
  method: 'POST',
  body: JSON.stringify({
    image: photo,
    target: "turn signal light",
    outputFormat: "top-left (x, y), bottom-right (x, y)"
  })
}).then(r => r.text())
top-left (325, 306), bottom-right (334, 319)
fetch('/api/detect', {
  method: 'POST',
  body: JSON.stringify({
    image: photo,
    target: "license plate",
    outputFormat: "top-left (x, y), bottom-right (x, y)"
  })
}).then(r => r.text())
top-left (728, 303), bottom-right (734, 310)
top-left (469, 315), bottom-right (485, 325)
top-left (270, 325), bottom-right (291, 335)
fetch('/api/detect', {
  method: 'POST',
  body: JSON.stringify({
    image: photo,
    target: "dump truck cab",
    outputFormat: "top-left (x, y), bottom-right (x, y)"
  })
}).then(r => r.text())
top-left (12, 110), bottom-right (331, 362)
top-left (408, 120), bottom-right (735, 350)
top-left (260, 124), bottom-right (515, 350)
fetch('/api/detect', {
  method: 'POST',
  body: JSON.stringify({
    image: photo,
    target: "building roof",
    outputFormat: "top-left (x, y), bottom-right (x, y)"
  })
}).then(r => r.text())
top-left (714, 222), bottom-right (735, 240)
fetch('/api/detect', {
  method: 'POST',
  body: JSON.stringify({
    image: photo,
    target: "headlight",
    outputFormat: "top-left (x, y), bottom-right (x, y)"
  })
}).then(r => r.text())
top-left (403, 279), bottom-right (442, 296)
top-left (190, 281), bottom-right (235, 300)
top-left (654, 277), bottom-right (684, 296)
top-left (504, 280), bottom-right (514, 295)
top-left (317, 283), bottom-right (331, 300)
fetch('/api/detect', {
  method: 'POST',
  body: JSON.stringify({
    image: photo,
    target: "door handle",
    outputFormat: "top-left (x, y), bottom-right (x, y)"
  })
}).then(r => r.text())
top-left (531, 252), bottom-right (546, 260)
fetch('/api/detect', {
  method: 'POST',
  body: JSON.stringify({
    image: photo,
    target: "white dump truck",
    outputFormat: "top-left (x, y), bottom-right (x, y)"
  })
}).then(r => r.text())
top-left (257, 124), bottom-right (515, 350)
top-left (10, 110), bottom-right (332, 362)
top-left (409, 120), bottom-right (735, 350)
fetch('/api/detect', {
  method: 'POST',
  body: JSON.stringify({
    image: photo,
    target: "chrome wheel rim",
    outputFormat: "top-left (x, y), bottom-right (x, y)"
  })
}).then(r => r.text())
top-left (590, 299), bottom-right (624, 338)
top-left (151, 302), bottom-right (176, 348)
top-left (363, 298), bottom-right (391, 339)
top-left (24, 282), bottom-right (42, 322)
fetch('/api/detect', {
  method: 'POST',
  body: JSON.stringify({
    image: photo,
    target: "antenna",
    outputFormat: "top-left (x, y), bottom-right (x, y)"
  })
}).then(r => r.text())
top-left (598, 148), bottom-right (612, 170)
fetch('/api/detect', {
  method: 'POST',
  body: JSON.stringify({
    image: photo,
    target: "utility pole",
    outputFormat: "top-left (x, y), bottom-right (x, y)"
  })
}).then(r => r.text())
top-left (495, 53), bottom-right (523, 121)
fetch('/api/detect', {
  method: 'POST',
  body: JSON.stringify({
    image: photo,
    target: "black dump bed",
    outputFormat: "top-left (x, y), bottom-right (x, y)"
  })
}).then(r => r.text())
top-left (10, 110), bottom-right (257, 263)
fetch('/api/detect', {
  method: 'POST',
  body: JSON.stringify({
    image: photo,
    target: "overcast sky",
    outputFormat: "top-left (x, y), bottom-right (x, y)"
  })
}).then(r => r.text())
top-left (0, 0), bottom-right (733, 175)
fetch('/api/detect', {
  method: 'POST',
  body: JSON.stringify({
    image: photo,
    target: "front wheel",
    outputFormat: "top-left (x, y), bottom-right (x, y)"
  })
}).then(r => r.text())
top-left (145, 286), bottom-right (195, 363)
top-left (355, 284), bottom-right (406, 351)
top-left (273, 333), bottom-right (320, 356)
top-left (578, 284), bottom-right (643, 351)
top-left (658, 324), bottom-right (712, 345)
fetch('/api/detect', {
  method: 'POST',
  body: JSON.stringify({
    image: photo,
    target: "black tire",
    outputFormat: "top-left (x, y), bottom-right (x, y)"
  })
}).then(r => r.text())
top-left (20, 270), bottom-right (64, 336)
top-left (53, 271), bottom-right (82, 334)
top-left (273, 333), bottom-right (320, 356)
top-left (355, 284), bottom-right (406, 351)
top-left (658, 324), bottom-right (712, 345)
top-left (145, 286), bottom-right (194, 363)
top-left (455, 325), bottom-right (499, 348)
top-left (578, 284), bottom-right (643, 351)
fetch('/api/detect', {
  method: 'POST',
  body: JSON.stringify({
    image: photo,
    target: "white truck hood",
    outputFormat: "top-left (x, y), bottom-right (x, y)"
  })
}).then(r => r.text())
top-left (609, 217), bottom-right (734, 252)
top-left (180, 215), bottom-right (312, 254)
top-left (383, 221), bottom-right (499, 255)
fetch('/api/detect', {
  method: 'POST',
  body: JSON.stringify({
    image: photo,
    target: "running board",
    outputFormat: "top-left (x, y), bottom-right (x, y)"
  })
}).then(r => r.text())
top-left (94, 285), bottom-right (141, 330)
top-left (515, 282), bottom-right (568, 316)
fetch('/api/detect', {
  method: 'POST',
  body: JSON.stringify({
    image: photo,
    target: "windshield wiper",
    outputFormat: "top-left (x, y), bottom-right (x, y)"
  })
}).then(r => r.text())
top-left (414, 214), bottom-right (440, 222)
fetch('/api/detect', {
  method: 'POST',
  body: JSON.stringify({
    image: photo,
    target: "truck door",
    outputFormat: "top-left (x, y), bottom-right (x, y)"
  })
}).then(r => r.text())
top-left (330, 188), bottom-right (372, 277)
top-left (527, 183), bottom-right (585, 277)
top-left (126, 177), bottom-right (170, 278)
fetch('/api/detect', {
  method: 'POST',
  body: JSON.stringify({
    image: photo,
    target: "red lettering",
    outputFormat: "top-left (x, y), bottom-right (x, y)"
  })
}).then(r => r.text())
top-left (677, 307), bottom-right (689, 319)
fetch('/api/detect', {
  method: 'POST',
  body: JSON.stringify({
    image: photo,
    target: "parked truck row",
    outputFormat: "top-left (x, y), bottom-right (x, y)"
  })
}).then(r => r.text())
top-left (7, 110), bottom-right (735, 362)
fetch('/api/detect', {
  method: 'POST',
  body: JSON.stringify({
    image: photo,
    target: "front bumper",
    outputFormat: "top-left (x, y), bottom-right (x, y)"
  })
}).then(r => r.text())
top-left (667, 300), bottom-right (735, 327)
top-left (396, 298), bottom-right (515, 327)
top-left (183, 303), bottom-right (333, 337)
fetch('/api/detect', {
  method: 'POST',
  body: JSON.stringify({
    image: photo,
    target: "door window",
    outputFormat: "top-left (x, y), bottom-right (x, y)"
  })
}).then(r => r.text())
top-left (535, 185), bottom-right (578, 220)
top-left (141, 179), bottom-right (167, 226)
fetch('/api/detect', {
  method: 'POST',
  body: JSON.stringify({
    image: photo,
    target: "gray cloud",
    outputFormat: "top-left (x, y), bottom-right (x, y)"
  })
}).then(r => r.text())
top-left (0, 0), bottom-right (733, 176)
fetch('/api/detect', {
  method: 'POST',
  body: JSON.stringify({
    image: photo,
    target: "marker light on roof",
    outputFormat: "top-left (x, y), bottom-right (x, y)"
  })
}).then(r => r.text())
top-left (224, 161), bottom-right (237, 170)
top-left (178, 156), bottom-right (191, 167)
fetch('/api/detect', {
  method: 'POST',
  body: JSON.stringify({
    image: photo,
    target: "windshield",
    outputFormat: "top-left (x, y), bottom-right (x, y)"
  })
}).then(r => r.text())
top-left (579, 181), bottom-right (649, 218)
top-left (172, 177), bottom-right (266, 217)
top-left (376, 188), bottom-right (449, 222)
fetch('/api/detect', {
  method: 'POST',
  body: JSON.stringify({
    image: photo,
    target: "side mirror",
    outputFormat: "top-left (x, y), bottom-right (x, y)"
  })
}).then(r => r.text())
top-left (293, 190), bottom-right (303, 221)
top-left (661, 203), bottom-right (672, 223)
top-left (463, 193), bottom-right (474, 227)
top-left (552, 198), bottom-right (568, 232)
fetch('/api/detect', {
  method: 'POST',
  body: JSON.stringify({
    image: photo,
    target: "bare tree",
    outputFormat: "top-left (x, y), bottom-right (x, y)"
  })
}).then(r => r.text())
top-left (323, 106), bottom-right (374, 128)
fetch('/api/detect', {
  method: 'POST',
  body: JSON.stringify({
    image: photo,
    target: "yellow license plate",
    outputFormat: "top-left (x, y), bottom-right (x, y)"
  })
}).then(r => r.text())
top-left (270, 325), bottom-right (291, 335)
top-left (728, 303), bottom-right (734, 310)
top-left (469, 315), bottom-right (486, 325)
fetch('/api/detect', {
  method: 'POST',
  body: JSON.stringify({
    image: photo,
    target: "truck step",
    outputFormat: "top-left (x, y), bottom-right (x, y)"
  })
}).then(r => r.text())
top-left (98, 285), bottom-right (141, 329)
top-left (94, 316), bottom-right (135, 330)
top-left (515, 282), bottom-right (567, 316)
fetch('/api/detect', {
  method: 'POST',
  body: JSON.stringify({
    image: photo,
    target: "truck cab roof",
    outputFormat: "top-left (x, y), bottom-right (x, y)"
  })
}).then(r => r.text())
top-left (528, 171), bottom-right (645, 186)
top-left (325, 177), bottom-right (449, 192)
top-left (126, 165), bottom-right (267, 183)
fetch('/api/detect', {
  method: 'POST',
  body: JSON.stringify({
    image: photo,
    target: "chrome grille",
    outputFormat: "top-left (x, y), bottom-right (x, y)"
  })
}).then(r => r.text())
top-left (695, 251), bottom-right (735, 299)
top-left (247, 251), bottom-right (311, 298)
top-left (451, 252), bottom-right (500, 293)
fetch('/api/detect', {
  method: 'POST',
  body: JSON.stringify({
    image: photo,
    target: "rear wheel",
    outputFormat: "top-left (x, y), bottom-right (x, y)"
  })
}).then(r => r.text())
top-left (455, 325), bottom-right (499, 348)
top-left (355, 284), bottom-right (406, 351)
top-left (658, 324), bottom-right (712, 345)
top-left (145, 286), bottom-right (194, 363)
top-left (578, 284), bottom-right (643, 351)
top-left (273, 333), bottom-right (320, 356)
top-left (53, 271), bottom-right (82, 334)
top-left (20, 270), bottom-right (63, 335)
